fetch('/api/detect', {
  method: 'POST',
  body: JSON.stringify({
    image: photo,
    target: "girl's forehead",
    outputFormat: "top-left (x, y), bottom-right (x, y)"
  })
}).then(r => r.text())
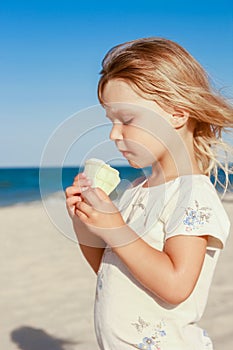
top-left (104, 102), bottom-right (136, 110)
top-left (101, 80), bottom-right (170, 117)
top-left (103, 103), bottom-right (147, 116)
top-left (101, 79), bottom-right (143, 103)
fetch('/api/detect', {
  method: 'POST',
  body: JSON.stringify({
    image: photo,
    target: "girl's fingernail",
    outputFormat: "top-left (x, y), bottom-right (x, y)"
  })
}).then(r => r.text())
top-left (87, 178), bottom-right (92, 185)
top-left (81, 186), bottom-right (89, 192)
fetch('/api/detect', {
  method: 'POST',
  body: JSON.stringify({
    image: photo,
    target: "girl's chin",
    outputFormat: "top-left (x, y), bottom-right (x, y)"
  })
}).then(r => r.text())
top-left (127, 159), bottom-right (144, 169)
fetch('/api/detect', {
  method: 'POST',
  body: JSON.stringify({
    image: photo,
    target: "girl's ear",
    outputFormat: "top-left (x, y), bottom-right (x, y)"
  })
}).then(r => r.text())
top-left (170, 108), bottom-right (190, 129)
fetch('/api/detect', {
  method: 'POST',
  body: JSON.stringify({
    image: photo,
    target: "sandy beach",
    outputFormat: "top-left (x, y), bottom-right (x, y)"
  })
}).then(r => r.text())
top-left (0, 193), bottom-right (232, 350)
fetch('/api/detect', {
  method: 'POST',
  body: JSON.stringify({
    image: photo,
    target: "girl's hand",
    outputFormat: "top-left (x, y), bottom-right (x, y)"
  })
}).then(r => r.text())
top-left (65, 172), bottom-right (92, 219)
top-left (75, 187), bottom-right (126, 240)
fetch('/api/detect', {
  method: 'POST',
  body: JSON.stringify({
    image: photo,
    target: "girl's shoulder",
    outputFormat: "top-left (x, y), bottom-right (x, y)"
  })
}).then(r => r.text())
top-left (178, 174), bottom-right (225, 204)
top-left (168, 174), bottom-right (228, 221)
top-left (161, 174), bottom-right (231, 250)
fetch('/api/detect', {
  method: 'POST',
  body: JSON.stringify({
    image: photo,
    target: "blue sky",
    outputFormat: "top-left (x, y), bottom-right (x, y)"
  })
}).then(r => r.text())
top-left (1, 0), bottom-right (232, 166)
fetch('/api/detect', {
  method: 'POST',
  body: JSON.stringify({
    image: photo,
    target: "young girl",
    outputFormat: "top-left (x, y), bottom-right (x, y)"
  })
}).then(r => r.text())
top-left (66, 38), bottom-right (233, 349)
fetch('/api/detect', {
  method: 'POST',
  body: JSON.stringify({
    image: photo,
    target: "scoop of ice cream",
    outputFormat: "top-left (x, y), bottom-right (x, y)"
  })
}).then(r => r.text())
top-left (84, 158), bottom-right (120, 195)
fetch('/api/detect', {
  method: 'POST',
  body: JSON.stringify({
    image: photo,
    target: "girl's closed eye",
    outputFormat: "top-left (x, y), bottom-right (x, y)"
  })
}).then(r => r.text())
top-left (106, 114), bottom-right (134, 126)
top-left (123, 118), bottom-right (133, 125)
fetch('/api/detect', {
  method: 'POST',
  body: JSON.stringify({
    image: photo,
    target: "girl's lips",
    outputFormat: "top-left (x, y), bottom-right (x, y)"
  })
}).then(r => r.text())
top-left (120, 150), bottom-right (131, 157)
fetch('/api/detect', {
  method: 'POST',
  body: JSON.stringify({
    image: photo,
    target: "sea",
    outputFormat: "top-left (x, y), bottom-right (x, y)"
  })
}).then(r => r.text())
top-left (0, 166), bottom-right (232, 207)
top-left (0, 166), bottom-right (147, 207)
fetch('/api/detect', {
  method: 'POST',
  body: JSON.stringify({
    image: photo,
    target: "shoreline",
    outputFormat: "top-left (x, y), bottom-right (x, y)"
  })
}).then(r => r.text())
top-left (1, 188), bottom-right (232, 209)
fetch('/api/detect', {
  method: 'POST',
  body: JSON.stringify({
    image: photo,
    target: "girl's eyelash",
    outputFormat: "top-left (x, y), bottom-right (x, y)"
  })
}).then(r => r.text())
top-left (105, 114), bottom-right (133, 125)
top-left (123, 119), bottom-right (133, 125)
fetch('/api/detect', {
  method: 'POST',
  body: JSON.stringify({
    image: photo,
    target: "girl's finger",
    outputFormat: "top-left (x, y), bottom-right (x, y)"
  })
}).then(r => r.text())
top-left (73, 172), bottom-right (86, 181)
top-left (66, 196), bottom-right (81, 208)
top-left (81, 188), bottom-right (116, 214)
top-left (75, 208), bottom-right (89, 222)
top-left (81, 188), bottom-right (102, 207)
top-left (73, 178), bottom-right (92, 188)
top-left (73, 172), bottom-right (92, 183)
top-left (95, 187), bottom-right (111, 201)
top-left (76, 200), bottom-right (93, 217)
top-left (65, 186), bottom-right (82, 198)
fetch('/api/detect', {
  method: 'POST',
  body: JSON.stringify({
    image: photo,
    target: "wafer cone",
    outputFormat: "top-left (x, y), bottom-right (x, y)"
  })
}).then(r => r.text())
top-left (84, 158), bottom-right (120, 195)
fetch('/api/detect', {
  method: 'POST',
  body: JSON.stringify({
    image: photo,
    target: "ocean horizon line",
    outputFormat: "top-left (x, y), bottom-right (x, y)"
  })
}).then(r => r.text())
top-left (0, 164), bottom-right (129, 169)
top-left (0, 162), bottom-right (232, 170)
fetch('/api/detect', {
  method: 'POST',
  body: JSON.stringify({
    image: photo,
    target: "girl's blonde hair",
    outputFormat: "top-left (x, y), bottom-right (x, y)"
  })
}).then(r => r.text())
top-left (98, 37), bottom-right (233, 195)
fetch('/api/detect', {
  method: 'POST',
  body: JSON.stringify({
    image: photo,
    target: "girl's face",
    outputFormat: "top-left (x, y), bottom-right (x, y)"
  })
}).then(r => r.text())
top-left (101, 79), bottom-right (175, 169)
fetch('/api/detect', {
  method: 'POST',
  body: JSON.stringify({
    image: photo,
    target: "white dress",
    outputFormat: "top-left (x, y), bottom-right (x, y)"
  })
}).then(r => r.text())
top-left (94, 174), bottom-right (230, 350)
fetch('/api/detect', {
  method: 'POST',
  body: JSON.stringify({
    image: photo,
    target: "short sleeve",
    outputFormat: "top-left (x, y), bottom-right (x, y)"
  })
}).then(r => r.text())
top-left (160, 181), bottom-right (230, 250)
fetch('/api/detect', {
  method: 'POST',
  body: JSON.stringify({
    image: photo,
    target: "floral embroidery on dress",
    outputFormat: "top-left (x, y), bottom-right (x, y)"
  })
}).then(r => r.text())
top-left (131, 317), bottom-right (150, 333)
top-left (183, 200), bottom-right (212, 231)
top-left (138, 337), bottom-right (155, 350)
top-left (126, 193), bottom-right (148, 224)
top-left (132, 317), bottom-right (167, 350)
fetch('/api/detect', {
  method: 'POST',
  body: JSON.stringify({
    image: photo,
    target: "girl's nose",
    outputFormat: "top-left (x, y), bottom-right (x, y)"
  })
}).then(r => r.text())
top-left (109, 123), bottom-right (123, 141)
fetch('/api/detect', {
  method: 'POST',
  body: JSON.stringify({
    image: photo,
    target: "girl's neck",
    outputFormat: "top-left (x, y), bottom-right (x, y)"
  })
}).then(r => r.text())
top-left (148, 156), bottom-right (203, 188)
top-left (148, 130), bottom-right (204, 186)
top-left (145, 169), bottom-right (204, 188)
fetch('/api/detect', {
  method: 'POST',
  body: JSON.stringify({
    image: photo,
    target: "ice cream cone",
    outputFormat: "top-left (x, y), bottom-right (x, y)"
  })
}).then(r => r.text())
top-left (84, 158), bottom-right (120, 195)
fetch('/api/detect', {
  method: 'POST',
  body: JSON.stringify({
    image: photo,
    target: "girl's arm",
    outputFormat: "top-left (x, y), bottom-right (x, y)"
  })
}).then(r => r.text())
top-left (78, 245), bottom-right (105, 275)
top-left (77, 187), bottom-right (208, 304)
top-left (111, 233), bottom-right (207, 304)
top-left (66, 174), bottom-right (106, 274)
top-left (73, 215), bottom-right (106, 274)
